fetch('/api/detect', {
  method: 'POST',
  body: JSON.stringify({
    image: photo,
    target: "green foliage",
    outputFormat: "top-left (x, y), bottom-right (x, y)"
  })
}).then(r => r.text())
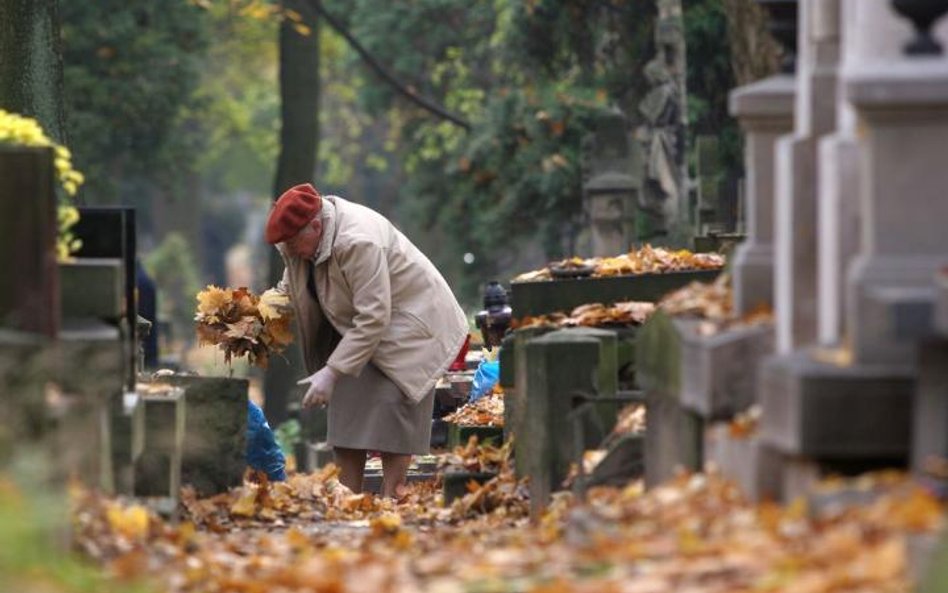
top-left (0, 453), bottom-right (151, 593)
top-left (273, 418), bottom-right (301, 458)
top-left (683, 0), bottom-right (742, 174)
top-left (61, 1), bottom-right (210, 203)
top-left (143, 232), bottom-right (202, 340)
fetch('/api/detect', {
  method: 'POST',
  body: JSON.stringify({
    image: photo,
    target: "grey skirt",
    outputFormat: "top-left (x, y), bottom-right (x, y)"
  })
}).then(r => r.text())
top-left (327, 362), bottom-right (434, 455)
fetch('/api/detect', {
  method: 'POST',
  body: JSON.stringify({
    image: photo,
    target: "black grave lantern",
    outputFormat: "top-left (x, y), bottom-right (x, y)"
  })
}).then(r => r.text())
top-left (474, 281), bottom-right (512, 350)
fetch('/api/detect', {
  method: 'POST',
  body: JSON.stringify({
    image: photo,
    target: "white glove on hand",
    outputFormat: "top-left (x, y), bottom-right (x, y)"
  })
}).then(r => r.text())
top-left (298, 366), bottom-right (340, 409)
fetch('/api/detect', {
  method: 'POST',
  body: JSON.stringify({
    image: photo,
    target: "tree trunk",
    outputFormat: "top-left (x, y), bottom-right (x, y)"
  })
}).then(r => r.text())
top-left (721, 0), bottom-right (779, 86)
top-left (0, 0), bottom-right (66, 142)
top-left (264, 0), bottom-right (321, 427)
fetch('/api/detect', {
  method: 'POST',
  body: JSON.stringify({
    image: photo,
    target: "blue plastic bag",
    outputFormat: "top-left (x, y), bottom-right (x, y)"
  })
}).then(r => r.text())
top-left (468, 359), bottom-right (500, 403)
top-left (246, 400), bottom-right (287, 481)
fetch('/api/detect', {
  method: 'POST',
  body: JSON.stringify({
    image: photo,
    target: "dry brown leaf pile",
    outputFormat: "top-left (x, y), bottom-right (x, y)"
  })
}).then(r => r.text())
top-left (513, 245), bottom-right (725, 282)
top-left (658, 273), bottom-right (774, 334)
top-left (513, 300), bottom-right (656, 330)
top-left (443, 391), bottom-right (505, 427)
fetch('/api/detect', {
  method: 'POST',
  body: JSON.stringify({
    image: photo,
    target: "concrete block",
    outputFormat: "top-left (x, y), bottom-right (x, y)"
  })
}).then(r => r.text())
top-left (110, 391), bottom-right (144, 495)
top-left (134, 389), bottom-right (185, 498)
top-left (56, 319), bottom-right (124, 397)
top-left (704, 423), bottom-right (783, 502)
top-left (759, 350), bottom-right (913, 459)
top-left (912, 340), bottom-right (948, 475)
top-left (680, 324), bottom-right (774, 420)
top-left (644, 388), bottom-right (703, 488)
top-left (161, 376), bottom-right (248, 496)
top-left (59, 259), bottom-right (124, 321)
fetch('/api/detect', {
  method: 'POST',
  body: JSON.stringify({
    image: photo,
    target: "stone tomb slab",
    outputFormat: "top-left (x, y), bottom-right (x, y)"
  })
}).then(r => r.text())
top-left (759, 349), bottom-right (913, 459)
top-left (161, 376), bottom-right (248, 496)
top-left (680, 323), bottom-right (774, 420)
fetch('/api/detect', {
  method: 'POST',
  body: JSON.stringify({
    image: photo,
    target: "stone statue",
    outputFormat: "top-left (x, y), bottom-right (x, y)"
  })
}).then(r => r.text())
top-left (633, 2), bottom-right (688, 242)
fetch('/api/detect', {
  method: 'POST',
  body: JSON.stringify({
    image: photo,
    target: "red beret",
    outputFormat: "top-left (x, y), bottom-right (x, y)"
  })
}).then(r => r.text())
top-left (265, 183), bottom-right (323, 244)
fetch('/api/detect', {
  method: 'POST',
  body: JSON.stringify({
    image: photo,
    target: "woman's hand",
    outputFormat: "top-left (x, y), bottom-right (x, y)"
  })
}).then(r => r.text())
top-left (298, 366), bottom-right (340, 409)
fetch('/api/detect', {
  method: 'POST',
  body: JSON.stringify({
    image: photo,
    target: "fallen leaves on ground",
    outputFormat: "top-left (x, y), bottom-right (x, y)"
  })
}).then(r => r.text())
top-left (70, 462), bottom-right (945, 593)
top-left (513, 245), bottom-right (725, 282)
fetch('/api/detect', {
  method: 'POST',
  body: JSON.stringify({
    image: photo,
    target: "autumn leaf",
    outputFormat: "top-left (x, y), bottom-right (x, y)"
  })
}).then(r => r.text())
top-left (225, 317), bottom-right (262, 342)
top-left (258, 288), bottom-right (290, 321)
top-left (105, 503), bottom-right (151, 539)
top-left (196, 285), bottom-right (232, 316)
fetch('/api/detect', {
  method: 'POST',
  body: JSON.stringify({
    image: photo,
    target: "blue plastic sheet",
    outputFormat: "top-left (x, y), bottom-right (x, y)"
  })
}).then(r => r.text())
top-left (246, 400), bottom-right (287, 481)
top-left (469, 359), bottom-right (500, 403)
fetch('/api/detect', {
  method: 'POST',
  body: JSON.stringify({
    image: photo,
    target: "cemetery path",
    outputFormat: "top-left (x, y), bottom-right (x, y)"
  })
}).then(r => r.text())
top-left (70, 462), bottom-right (946, 593)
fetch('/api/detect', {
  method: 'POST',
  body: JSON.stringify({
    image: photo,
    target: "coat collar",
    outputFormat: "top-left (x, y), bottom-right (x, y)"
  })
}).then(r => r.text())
top-left (312, 196), bottom-right (337, 266)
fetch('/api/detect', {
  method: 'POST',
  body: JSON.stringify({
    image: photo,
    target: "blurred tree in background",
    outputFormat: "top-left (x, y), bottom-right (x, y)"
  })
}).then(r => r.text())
top-left (55, 0), bottom-right (753, 308)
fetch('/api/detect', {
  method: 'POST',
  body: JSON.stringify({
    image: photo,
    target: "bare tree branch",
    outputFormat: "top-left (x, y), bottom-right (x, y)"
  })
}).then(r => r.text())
top-left (307, 0), bottom-right (471, 131)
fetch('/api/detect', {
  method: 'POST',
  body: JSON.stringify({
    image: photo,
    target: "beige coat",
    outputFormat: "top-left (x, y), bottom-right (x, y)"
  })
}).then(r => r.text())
top-left (278, 195), bottom-right (468, 403)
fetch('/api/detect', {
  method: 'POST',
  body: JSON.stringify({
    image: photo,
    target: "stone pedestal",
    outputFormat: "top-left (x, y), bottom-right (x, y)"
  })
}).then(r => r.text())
top-left (816, 135), bottom-right (860, 344)
top-left (56, 319), bottom-right (124, 493)
top-left (774, 0), bottom-right (841, 353)
top-left (680, 323), bottom-right (774, 420)
top-left (134, 388), bottom-right (185, 498)
top-left (846, 61), bottom-right (948, 365)
top-left (729, 75), bottom-right (796, 315)
top-left (760, 350), bottom-right (912, 460)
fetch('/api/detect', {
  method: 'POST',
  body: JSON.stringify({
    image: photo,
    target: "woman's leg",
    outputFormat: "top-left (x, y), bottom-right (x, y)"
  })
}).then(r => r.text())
top-left (334, 447), bottom-right (367, 492)
top-left (380, 452), bottom-right (412, 498)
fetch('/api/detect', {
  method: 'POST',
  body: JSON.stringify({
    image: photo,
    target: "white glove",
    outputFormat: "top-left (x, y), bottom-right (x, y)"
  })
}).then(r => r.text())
top-left (298, 366), bottom-right (340, 409)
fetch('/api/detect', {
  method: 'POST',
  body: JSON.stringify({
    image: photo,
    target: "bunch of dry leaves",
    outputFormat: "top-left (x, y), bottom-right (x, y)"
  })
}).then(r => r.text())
top-left (513, 245), bottom-right (725, 282)
top-left (513, 300), bottom-right (656, 330)
top-left (194, 285), bottom-right (294, 368)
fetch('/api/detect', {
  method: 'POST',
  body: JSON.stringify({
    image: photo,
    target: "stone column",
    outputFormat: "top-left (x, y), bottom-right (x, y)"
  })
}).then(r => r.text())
top-left (730, 76), bottom-right (795, 315)
top-left (817, 0), bottom-right (917, 346)
top-left (773, 0), bottom-right (841, 352)
top-left (845, 5), bottom-right (948, 365)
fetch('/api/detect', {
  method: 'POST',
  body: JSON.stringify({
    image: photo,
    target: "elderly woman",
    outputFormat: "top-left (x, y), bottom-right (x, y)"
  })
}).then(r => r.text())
top-left (266, 183), bottom-right (468, 498)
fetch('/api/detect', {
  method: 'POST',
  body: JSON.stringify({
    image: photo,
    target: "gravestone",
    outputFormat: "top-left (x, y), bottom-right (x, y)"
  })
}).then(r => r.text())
top-left (636, 311), bottom-right (703, 487)
top-left (520, 329), bottom-right (618, 515)
top-left (0, 146), bottom-right (58, 337)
